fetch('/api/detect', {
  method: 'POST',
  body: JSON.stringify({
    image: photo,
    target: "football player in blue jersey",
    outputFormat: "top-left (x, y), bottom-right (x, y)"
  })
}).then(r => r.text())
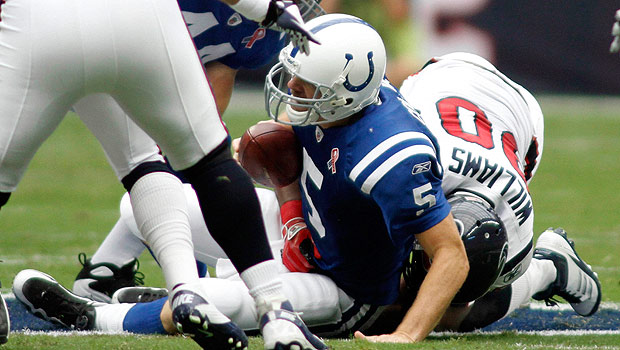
top-left (13, 13), bottom-right (601, 343)
top-left (0, 0), bottom-right (326, 349)
top-left (12, 13), bottom-right (469, 344)
top-left (263, 14), bottom-right (470, 343)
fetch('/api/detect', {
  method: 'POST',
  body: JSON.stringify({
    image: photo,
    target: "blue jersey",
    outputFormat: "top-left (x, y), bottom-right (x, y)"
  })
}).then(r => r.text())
top-left (293, 81), bottom-right (452, 305)
top-left (179, 0), bottom-right (286, 69)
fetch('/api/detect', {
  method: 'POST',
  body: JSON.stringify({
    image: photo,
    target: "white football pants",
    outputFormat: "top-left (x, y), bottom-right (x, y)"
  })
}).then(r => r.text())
top-left (0, 0), bottom-right (227, 191)
top-left (119, 186), bottom-right (383, 335)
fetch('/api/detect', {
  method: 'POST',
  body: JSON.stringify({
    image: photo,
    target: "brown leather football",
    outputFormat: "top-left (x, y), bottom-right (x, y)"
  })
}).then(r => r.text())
top-left (238, 121), bottom-right (302, 188)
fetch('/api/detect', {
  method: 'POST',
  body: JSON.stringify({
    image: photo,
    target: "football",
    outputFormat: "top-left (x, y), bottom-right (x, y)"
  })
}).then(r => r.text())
top-left (238, 121), bottom-right (302, 188)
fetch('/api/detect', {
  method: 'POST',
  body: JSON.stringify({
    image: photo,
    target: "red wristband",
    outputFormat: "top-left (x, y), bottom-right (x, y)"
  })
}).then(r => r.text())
top-left (280, 199), bottom-right (303, 225)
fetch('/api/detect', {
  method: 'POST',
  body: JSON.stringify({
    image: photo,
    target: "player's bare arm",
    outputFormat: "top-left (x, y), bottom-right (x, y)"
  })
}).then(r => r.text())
top-left (204, 61), bottom-right (238, 114)
top-left (355, 213), bottom-right (469, 342)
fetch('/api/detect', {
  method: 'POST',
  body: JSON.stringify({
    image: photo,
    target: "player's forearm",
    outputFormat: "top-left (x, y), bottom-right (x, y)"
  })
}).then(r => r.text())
top-left (204, 62), bottom-right (237, 115)
top-left (395, 244), bottom-right (468, 341)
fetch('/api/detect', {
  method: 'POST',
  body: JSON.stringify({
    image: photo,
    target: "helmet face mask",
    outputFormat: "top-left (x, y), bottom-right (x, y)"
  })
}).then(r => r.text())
top-left (265, 14), bottom-right (387, 126)
top-left (265, 60), bottom-right (342, 126)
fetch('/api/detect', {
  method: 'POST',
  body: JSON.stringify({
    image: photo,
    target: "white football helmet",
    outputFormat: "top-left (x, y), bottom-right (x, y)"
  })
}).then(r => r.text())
top-left (265, 14), bottom-right (387, 126)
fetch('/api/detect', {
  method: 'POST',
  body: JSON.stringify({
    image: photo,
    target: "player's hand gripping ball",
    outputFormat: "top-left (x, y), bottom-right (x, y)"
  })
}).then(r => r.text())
top-left (238, 121), bottom-right (302, 188)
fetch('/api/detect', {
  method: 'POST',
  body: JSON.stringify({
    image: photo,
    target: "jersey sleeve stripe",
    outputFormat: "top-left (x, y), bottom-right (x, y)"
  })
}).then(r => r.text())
top-left (360, 145), bottom-right (438, 194)
top-left (349, 131), bottom-right (435, 182)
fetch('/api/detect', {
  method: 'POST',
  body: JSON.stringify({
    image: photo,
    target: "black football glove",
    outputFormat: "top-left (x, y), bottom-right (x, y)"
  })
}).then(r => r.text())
top-left (261, 0), bottom-right (320, 55)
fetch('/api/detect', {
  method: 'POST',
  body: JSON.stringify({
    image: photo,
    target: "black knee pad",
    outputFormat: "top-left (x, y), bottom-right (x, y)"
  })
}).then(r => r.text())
top-left (121, 161), bottom-right (176, 192)
top-left (179, 140), bottom-right (232, 181)
top-left (0, 192), bottom-right (11, 208)
top-left (180, 140), bottom-right (273, 272)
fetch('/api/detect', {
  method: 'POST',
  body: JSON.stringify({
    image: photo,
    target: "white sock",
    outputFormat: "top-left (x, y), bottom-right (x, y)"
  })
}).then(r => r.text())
top-left (239, 260), bottom-right (286, 314)
top-left (129, 172), bottom-right (198, 290)
top-left (91, 217), bottom-right (146, 267)
top-left (506, 259), bottom-right (557, 315)
top-left (93, 303), bottom-right (134, 332)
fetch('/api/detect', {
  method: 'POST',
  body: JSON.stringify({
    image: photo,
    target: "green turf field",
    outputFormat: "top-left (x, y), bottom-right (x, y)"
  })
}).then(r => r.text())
top-left (1, 93), bottom-right (619, 349)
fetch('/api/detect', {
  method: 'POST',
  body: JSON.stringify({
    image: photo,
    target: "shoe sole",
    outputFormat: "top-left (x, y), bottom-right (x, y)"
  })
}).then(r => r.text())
top-left (536, 229), bottom-right (602, 316)
top-left (112, 286), bottom-right (168, 303)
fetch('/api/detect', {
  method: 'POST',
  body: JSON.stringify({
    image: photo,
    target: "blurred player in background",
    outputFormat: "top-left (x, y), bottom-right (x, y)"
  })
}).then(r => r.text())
top-left (611, 9), bottom-right (620, 54)
top-left (0, 0), bottom-right (325, 349)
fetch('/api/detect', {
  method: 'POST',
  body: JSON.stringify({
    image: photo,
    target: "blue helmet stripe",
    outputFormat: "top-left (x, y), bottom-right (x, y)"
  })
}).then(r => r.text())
top-left (310, 17), bottom-right (374, 34)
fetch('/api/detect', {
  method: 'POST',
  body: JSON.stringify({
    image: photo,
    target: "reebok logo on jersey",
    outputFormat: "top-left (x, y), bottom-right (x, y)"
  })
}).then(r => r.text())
top-left (328, 148), bottom-right (339, 174)
top-left (412, 161), bottom-right (431, 175)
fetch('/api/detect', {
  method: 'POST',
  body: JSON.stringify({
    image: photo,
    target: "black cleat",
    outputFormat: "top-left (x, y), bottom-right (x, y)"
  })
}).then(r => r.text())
top-left (171, 283), bottom-right (248, 350)
top-left (73, 253), bottom-right (145, 303)
top-left (13, 269), bottom-right (100, 330)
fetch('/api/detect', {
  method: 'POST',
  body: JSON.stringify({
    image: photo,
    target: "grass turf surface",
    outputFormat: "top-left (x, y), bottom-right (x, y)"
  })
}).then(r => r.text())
top-left (1, 94), bottom-right (619, 348)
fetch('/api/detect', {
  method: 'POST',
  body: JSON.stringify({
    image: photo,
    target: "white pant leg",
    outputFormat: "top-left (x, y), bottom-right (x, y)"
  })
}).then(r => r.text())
top-left (104, 0), bottom-right (228, 171)
top-left (73, 94), bottom-right (164, 181)
top-left (0, 0), bottom-right (83, 191)
top-left (0, 0), bottom-right (226, 186)
top-left (198, 272), bottom-right (360, 333)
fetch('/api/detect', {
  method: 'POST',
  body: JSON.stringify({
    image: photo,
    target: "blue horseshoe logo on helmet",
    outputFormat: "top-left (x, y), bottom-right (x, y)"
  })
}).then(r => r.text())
top-left (342, 51), bottom-right (375, 92)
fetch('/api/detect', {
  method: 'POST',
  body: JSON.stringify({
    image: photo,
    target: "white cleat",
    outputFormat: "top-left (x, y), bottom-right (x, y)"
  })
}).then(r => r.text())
top-left (532, 228), bottom-right (601, 316)
top-left (259, 300), bottom-right (328, 350)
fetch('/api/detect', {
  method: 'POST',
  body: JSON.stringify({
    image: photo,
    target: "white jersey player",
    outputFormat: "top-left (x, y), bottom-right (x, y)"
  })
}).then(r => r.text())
top-left (401, 52), bottom-right (544, 289)
top-left (0, 0), bottom-right (326, 349)
top-left (398, 52), bottom-right (600, 331)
